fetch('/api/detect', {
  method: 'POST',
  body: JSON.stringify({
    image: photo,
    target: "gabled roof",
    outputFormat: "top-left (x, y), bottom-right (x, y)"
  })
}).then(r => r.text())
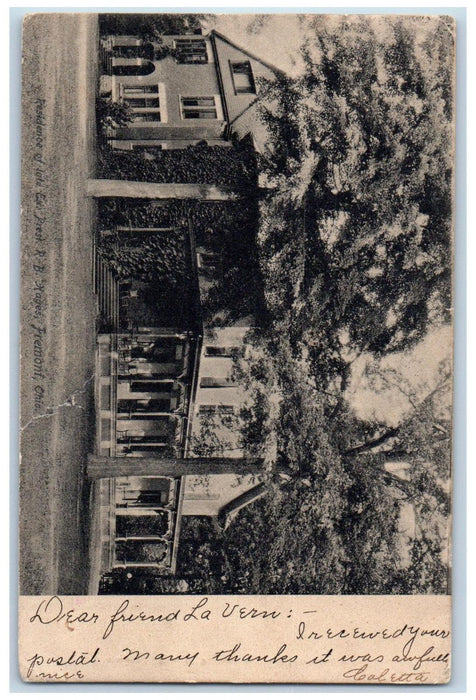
top-left (209, 29), bottom-right (283, 150)
top-left (209, 30), bottom-right (286, 79)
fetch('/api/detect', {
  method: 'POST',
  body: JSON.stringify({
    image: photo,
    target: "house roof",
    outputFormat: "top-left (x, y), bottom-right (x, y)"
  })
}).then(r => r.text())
top-left (209, 29), bottom-right (283, 150)
top-left (218, 482), bottom-right (268, 529)
top-left (209, 30), bottom-right (286, 79)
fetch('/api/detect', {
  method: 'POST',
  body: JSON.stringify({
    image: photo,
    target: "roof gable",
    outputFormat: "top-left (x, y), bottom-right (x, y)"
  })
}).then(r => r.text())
top-left (210, 30), bottom-right (285, 77)
top-left (210, 30), bottom-right (282, 130)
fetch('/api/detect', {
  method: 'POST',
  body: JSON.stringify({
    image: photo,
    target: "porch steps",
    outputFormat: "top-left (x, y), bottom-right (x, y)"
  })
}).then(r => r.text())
top-left (94, 249), bottom-right (119, 330)
top-left (99, 38), bottom-right (113, 75)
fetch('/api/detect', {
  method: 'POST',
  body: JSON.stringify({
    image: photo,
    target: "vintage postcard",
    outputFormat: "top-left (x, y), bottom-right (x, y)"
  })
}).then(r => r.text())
top-left (19, 12), bottom-right (454, 684)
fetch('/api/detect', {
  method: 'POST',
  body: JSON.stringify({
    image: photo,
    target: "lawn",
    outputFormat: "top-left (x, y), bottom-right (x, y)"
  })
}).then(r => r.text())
top-left (20, 13), bottom-right (99, 594)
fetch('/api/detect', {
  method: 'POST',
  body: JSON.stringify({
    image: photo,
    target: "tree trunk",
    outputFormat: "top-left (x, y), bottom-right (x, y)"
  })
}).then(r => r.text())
top-left (354, 454), bottom-right (416, 499)
top-left (345, 427), bottom-right (400, 455)
top-left (87, 454), bottom-right (265, 479)
top-left (86, 179), bottom-right (237, 201)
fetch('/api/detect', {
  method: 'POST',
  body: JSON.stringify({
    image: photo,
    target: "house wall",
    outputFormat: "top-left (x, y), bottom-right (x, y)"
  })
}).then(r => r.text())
top-left (194, 326), bottom-right (249, 418)
top-left (182, 473), bottom-right (259, 516)
top-left (105, 35), bottom-right (227, 147)
top-left (182, 326), bottom-right (258, 515)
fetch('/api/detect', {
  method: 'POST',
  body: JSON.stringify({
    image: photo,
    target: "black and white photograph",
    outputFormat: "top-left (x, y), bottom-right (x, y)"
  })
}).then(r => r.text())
top-left (19, 10), bottom-right (456, 684)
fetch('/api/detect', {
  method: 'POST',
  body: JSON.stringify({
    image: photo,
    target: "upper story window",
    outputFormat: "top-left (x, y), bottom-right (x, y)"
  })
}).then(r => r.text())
top-left (123, 85), bottom-right (158, 96)
top-left (174, 38), bottom-right (208, 64)
top-left (181, 96), bottom-right (217, 120)
top-left (126, 98), bottom-right (160, 108)
top-left (112, 60), bottom-right (155, 77)
top-left (122, 85), bottom-right (161, 122)
top-left (230, 61), bottom-right (256, 94)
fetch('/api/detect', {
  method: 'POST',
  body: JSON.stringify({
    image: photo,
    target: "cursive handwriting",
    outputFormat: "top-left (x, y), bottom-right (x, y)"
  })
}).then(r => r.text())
top-left (342, 664), bottom-right (430, 683)
top-left (22, 597), bottom-right (451, 683)
top-left (103, 599), bottom-right (181, 639)
top-left (26, 647), bottom-right (100, 679)
top-left (29, 596), bottom-right (99, 628)
top-left (213, 642), bottom-right (298, 664)
top-left (122, 647), bottom-right (199, 667)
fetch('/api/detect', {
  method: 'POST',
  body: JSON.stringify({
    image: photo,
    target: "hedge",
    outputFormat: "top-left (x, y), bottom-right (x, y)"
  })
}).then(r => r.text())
top-left (97, 193), bottom-right (266, 326)
top-left (97, 142), bottom-right (258, 192)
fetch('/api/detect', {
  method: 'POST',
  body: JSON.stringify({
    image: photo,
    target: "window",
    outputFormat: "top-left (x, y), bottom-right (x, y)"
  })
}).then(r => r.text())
top-left (122, 86), bottom-right (161, 122)
top-left (123, 85), bottom-right (158, 96)
top-left (125, 97), bottom-right (159, 108)
top-left (113, 43), bottom-right (154, 60)
top-left (230, 61), bottom-right (256, 94)
top-left (130, 112), bottom-right (161, 123)
top-left (113, 46), bottom-right (141, 59)
top-left (113, 61), bottom-right (155, 77)
top-left (181, 96), bottom-right (217, 120)
top-left (175, 39), bottom-right (208, 64)
top-left (182, 97), bottom-right (215, 107)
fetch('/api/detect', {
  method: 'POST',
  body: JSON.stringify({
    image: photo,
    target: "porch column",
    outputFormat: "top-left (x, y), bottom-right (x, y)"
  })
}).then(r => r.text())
top-left (86, 180), bottom-right (237, 201)
top-left (88, 454), bottom-right (265, 479)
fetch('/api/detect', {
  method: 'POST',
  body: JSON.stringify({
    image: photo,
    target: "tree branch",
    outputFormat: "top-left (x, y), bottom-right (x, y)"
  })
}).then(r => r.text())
top-left (345, 426), bottom-right (400, 455)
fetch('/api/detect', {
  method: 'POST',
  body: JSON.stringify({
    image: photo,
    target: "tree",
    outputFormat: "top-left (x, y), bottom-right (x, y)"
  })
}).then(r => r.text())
top-left (91, 16), bottom-right (453, 595)
top-left (256, 15), bottom-right (453, 362)
top-left (96, 94), bottom-right (132, 134)
top-left (171, 332), bottom-right (450, 595)
top-left (99, 13), bottom-right (203, 40)
top-left (390, 535), bottom-right (449, 594)
top-left (342, 356), bottom-right (452, 544)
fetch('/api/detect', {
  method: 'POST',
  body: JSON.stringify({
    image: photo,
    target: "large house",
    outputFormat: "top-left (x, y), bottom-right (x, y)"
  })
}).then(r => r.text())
top-left (93, 220), bottom-right (263, 576)
top-left (99, 29), bottom-right (282, 152)
top-left (91, 29), bottom-right (280, 584)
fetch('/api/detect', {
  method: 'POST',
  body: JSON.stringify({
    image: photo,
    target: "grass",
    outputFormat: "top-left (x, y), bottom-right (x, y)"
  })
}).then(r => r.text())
top-left (20, 14), bottom-right (99, 594)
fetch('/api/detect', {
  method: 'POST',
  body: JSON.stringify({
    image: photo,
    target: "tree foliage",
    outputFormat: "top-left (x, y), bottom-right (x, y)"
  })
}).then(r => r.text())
top-left (256, 16), bottom-right (453, 365)
top-left (99, 13), bottom-right (203, 40)
top-left (169, 332), bottom-right (451, 595)
top-left (96, 94), bottom-right (132, 135)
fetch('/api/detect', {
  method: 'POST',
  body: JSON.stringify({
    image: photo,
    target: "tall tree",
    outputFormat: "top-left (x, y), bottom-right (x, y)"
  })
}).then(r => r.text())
top-left (256, 16), bottom-right (453, 359)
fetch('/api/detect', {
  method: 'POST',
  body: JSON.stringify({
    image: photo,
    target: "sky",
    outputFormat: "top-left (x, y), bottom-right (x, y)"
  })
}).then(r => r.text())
top-left (346, 324), bottom-right (452, 426)
top-left (202, 13), bottom-right (310, 76)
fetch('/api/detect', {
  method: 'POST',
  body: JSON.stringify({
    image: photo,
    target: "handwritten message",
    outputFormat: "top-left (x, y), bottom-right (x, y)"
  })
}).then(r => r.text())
top-left (19, 595), bottom-right (451, 684)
